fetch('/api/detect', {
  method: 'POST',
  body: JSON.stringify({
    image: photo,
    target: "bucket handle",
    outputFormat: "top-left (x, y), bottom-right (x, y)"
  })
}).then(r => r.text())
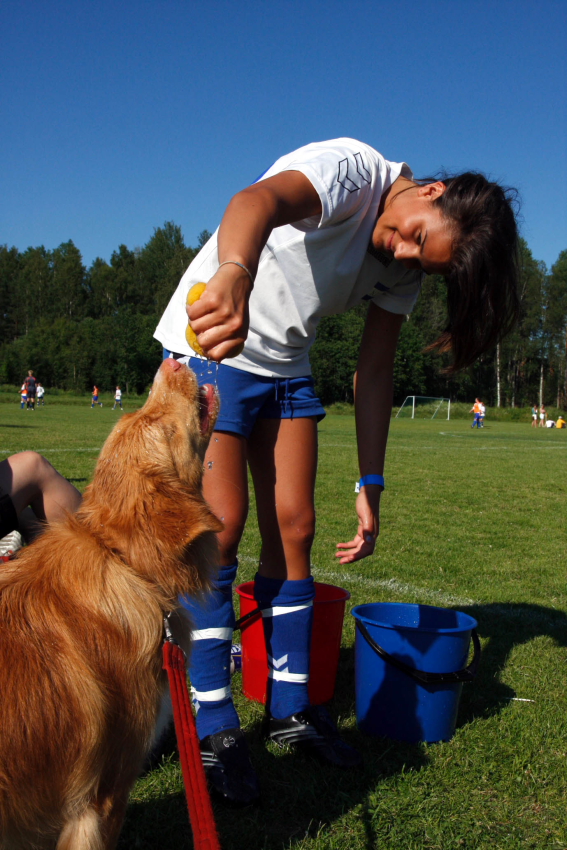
top-left (355, 620), bottom-right (481, 684)
top-left (234, 607), bottom-right (262, 631)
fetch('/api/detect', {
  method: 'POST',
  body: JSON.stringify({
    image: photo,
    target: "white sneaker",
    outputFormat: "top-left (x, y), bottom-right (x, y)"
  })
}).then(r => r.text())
top-left (0, 530), bottom-right (23, 557)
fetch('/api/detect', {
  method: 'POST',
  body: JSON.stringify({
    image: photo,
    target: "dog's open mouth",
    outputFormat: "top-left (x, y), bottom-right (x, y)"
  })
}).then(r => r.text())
top-left (198, 384), bottom-right (216, 435)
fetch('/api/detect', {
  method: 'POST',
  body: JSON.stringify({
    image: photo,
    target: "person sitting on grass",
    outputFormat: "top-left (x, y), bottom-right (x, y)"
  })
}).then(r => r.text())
top-left (155, 137), bottom-right (520, 806)
top-left (556, 415), bottom-right (566, 429)
top-left (0, 451), bottom-right (82, 552)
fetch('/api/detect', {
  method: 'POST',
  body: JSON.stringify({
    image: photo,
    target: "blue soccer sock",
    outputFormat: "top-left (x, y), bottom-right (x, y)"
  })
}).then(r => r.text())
top-left (179, 561), bottom-right (240, 740)
top-left (254, 573), bottom-right (315, 720)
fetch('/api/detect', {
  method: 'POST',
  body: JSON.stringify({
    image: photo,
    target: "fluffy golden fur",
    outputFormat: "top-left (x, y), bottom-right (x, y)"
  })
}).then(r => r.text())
top-left (0, 359), bottom-right (222, 849)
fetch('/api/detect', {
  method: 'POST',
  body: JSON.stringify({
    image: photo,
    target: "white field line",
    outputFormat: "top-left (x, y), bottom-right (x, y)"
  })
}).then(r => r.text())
top-left (312, 570), bottom-right (476, 608)
top-left (241, 557), bottom-right (566, 622)
top-left (438, 432), bottom-right (567, 447)
top-left (320, 444), bottom-right (437, 450)
top-left (238, 556), bottom-right (475, 607)
top-left (0, 448), bottom-right (101, 454)
top-left (467, 445), bottom-right (566, 450)
top-left (381, 446), bottom-right (437, 450)
top-left (322, 437), bottom-right (566, 451)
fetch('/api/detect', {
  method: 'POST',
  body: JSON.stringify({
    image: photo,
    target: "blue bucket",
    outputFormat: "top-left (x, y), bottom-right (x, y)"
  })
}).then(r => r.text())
top-left (351, 603), bottom-right (480, 743)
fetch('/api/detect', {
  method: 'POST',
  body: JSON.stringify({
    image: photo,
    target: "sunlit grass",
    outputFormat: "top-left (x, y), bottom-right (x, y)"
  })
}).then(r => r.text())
top-left (1, 403), bottom-right (566, 849)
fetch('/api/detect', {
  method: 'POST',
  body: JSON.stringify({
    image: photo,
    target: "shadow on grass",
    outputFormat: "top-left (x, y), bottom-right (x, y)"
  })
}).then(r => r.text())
top-left (0, 423), bottom-right (37, 429)
top-left (118, 792), bottom-right (193, 850)
top-left (119, 605), bottom-right (567, 849)
top-left (457, 602), bottom-right (567, 725)
top-left (226, 655), bottom-right (429, 849)
top-left (120, 650), bottom-right (430, 850)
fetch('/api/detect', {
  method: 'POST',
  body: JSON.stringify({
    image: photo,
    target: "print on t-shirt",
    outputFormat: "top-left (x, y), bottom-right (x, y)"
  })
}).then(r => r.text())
top-left (337, 152), bottom-right (371, 193)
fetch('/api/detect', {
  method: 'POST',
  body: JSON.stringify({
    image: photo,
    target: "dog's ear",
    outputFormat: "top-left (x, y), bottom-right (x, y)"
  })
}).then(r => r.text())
top-left (148, 489), bottom-right (224, 552)
top-left (118, 490), bottom-right (223, 591)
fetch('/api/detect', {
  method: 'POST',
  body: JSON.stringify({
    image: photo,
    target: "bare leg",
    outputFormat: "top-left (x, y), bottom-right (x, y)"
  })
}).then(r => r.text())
top-left (247, 417), bottom-right (318, 580)
top-left (201, 431), bottom-right (249, 565)
top-left (181, 429), bottom-right (261, 804)
top-left (0, 452), bottom-right (82, 541)
top-left (246, 418), bottom-right (362, 766)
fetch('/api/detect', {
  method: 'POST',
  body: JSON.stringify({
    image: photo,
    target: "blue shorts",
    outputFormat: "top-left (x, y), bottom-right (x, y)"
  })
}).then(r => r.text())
top-left (163, 351), bottom-right (325, 438)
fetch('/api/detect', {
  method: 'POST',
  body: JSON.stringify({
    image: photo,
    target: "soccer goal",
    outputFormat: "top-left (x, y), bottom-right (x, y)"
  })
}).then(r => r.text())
top-left (395, 396), bottom-right (451, 419)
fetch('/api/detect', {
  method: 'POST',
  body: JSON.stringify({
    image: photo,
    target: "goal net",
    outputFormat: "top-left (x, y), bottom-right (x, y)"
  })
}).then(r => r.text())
top-left (395, 396), bottom-right (451, 419)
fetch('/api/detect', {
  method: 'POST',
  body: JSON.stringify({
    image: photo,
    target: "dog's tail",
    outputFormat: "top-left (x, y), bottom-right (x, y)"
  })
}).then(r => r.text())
top-left (56, 808), bottom-right (103, 850)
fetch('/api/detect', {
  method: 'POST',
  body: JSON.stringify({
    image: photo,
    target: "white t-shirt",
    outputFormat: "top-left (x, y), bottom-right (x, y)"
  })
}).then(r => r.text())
top-left (115, 389), bottom-right (122, 400)
top-left (155, 138), bottom-right (423, 378)
top-left (36, 386), bottom-right (44, 398)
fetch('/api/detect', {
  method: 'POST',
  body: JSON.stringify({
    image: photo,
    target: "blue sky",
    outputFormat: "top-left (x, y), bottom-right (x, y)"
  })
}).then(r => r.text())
top-left (1, 0), bottom-right (566, 270)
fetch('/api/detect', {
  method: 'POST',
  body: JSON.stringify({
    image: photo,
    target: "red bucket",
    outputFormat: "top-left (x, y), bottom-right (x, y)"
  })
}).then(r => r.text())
top-left (235, 581), bottom-right (350, 705)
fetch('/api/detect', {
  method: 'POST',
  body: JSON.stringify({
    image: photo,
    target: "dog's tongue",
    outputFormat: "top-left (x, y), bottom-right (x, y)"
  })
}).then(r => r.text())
top-left (199, 384), bottom-right (215, 434)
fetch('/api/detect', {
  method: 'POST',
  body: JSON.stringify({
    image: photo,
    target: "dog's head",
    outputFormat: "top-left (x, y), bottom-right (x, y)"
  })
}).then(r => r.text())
top-left (77, 359), bottom-right (222, 599)
top-left (141, 357), bottom-right (219, 480)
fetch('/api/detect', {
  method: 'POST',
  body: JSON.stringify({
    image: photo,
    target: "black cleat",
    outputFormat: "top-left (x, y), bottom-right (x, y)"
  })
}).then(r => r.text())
top-left (200, 728), bottom-right (260, 807)
top-left (265, 705), bottom-right (362, 769)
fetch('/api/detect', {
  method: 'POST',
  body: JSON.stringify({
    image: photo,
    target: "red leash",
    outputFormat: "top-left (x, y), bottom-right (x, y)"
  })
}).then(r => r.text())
top-left (163, 624), bottom-right (221, 850)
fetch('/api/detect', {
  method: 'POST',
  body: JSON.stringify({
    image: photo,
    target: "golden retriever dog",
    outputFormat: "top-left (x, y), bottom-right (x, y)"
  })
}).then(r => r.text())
top-left (0, 358), bottom-right (222, 849)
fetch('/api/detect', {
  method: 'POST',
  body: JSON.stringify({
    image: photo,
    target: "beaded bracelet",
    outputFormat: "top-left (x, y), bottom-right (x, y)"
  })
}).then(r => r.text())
top-left (218, 261), bottom-right (255, 285)
top-left (359, 475), bottom-right (385, 489)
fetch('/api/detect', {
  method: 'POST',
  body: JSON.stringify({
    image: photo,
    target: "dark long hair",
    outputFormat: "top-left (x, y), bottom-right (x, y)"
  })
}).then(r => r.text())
top-left (425, 172), bottom-right (520, 372)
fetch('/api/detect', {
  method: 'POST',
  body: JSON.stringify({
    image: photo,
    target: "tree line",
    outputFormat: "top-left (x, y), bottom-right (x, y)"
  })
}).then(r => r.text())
top-left (1, 224), bottom-right (566, 407)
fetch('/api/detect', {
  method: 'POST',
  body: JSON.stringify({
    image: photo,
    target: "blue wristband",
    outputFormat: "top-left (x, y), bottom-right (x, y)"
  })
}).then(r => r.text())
top-left (359, 475), bottom-right (385, 489)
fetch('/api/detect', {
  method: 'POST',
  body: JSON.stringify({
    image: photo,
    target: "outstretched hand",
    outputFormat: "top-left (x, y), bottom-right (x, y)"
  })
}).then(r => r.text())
top-left (335, 487), bottom-right (381, 564)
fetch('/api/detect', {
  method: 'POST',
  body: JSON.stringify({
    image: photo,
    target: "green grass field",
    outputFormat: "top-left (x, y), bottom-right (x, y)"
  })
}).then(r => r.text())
top-left (1, 399), bottom-right (566, 849)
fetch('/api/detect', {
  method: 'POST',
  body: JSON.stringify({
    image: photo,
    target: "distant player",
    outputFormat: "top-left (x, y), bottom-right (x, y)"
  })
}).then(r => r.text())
top-left (531, 404), bottom-right (538, 427)
top-left (112, 386), bottom-right (123, 410)
top-left (470, 398), bottom-right (482, 428)
top-left (20, 384), bottom-right (27, 410)
top-left (36, 383), bottom-right (45, 406)
top-left (91, 386), bottom-right (103, 408)
top-left (24, 371), bottom-right (37, 410)
top-left (479, 402), bottom-right (486, 427)
top-left (539, 404), bottom-right (546, 427)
